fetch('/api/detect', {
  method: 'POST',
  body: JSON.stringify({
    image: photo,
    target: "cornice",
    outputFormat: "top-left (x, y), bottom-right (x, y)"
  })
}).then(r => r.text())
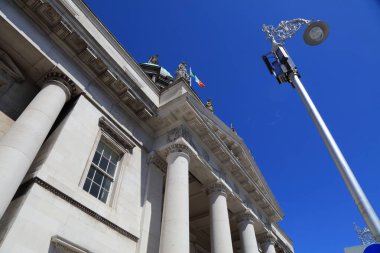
top-left (15, 0), bottom-right (157, 122)
top-left (98, 116), bottom-right (136, 152)
top-left (70, 0), bottom-right (160, 95)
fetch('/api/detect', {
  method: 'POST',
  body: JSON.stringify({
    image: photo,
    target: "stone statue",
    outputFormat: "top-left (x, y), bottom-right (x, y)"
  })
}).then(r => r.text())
top-left (175, 61), bottom-right (190, 82)
top-left (205, 99), bottom-right (214, 113)
top-left (230, 123), bottom-right (237, 135)
top-left (148, 54), bottom-right (159, 65)
top-left (0, 49), bottom-right (24, 82)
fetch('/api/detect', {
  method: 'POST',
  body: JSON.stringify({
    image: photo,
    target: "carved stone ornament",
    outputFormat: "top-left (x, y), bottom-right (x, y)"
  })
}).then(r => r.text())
top-left (165, 143), bottom-right (191, 158)
top-left (175, 61), bottom-right (190, 83)
top-left (237, 211), bottom-right (256, 226)
top-left (98, 117), bottom-right (136, 151)
top-left (16, 0), bottom-right (156, 121)
top-left (0, 49), bottom-right (25, 82)
top-left (205, 98), bottom-right (214, 113)
top-left (43, 72), bottom-right (76, 98)
top-left (167, 125), bottom-right (192, 144)
top-left (148, 152), bottom-right (167, 172)
top-left (206, 181), bottom-right (229, 197)
top-left (258, 232), bottom-right (277, 245)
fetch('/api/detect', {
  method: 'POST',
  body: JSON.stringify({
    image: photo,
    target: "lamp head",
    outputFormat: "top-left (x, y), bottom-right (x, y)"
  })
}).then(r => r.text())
top-left (303, 20), bottom-right (329, 46)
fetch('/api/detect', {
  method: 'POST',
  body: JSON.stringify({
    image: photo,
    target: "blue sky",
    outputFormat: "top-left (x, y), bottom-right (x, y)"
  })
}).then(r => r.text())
top-left (84, 0), bottom-right (380, 252)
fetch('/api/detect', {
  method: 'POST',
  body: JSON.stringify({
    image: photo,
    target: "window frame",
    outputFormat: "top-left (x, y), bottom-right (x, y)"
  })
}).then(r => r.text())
top-left (83, 135), bottom-right (122, 204)
top-left (80, 116), bottom-right (135, 206)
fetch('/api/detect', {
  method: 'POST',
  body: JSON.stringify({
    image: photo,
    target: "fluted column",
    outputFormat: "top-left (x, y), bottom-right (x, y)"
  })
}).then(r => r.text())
top-left (259, 233), bottom-right (277, 253)
top-left (207, 182), bottom-right (234, 253)
top-left (0, 72), bottom-right (73, 218)
top-left (159, 144), bottom-right (191, 253)
top-left (237, 213), bottom-right (260, 253)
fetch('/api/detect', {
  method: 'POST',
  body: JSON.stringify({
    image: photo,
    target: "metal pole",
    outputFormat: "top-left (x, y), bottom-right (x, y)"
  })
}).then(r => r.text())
top-left (289, 72), bottom-right (380, 241)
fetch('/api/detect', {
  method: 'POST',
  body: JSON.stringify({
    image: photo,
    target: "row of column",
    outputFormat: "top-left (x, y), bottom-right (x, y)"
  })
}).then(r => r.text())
top-left (159, 145), bottom-right (278, 253)
top-left (0, 73), bottom-right (73, 217)
top-left (0, 70), bottom-right (279, 252)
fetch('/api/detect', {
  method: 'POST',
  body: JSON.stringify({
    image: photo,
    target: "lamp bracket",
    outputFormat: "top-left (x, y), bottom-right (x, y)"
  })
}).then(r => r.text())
top-left (262, 18), bottom-right (312, 45)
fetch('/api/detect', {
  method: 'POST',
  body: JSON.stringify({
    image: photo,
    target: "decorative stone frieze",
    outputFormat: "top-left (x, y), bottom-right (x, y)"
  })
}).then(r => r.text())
top-left (51, 20), bottom-right (72, 40)
top-left (35, 2), bottom-right (61, 27)
top-left (98, 116), bottom-right (136, 151)
top-left (16, 0), bottom-right (156, 121)
top-left (66, 32), bottom-right (88, 54)
top-left (100, 69), bottom-right (118, 87)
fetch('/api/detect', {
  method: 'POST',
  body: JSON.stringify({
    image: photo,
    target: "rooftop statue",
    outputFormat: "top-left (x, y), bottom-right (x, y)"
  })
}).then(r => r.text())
top-left (205, 98), bottom-right (214, 113)
top-left (148, 54), bottom-right (159, 65)
top-left (175, 61), bottom-right (190, 83)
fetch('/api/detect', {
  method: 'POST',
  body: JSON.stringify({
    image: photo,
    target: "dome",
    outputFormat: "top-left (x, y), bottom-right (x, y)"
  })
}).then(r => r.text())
top-left (143, 62), bottom-right (173, 78)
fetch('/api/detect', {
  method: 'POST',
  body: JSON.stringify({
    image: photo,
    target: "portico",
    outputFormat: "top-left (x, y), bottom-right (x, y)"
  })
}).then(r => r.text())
top-left (150, 114), bottom-right (293, 253)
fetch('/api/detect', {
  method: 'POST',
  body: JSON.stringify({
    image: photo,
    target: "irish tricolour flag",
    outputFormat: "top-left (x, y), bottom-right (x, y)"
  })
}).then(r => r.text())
top-left (190, 68), bottom-right (205, 88)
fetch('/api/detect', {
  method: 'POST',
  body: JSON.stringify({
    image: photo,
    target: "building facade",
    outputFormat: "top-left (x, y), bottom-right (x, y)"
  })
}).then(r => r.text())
top-left (0, 0), bottom-right (294, 252)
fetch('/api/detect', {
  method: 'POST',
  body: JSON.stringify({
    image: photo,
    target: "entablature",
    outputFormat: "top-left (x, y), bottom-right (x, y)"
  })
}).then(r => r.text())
top-left (14, 0), bottom-right (158, 122)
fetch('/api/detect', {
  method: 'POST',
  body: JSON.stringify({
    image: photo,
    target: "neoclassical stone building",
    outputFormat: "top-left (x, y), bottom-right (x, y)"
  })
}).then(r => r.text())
top-left (0, 0), bottom-right (294, 252)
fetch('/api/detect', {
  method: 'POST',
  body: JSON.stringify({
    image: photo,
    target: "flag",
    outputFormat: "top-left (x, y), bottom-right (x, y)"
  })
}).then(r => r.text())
top-left (189, 68), bottom-right (205, 88)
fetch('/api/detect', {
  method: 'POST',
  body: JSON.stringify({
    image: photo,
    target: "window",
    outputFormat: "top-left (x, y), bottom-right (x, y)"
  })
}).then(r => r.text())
top-left (83, 140), bottom-right (120, 203)
top-left (82, 116), bottom-right (135, 204)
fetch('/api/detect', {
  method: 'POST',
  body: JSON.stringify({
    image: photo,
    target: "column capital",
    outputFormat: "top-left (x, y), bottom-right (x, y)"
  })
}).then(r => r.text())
top-left (165, 143), bottom-right (191, 159)
top-left (236, 210), bottom-right (256, 226)
top-left (43, 72), bottom-right (76, 100)
top-left (148, 151), bottom-right (167, 172)
top-left (206, 181), bottom-right (229, 198)
top-left (258, 232), bottom-right (277, 245)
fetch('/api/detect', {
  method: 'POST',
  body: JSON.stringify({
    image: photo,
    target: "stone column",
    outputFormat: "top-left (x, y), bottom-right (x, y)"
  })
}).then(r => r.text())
top-left (159, 144), bottom-right (191, 253)
top-left (207, 182), bottom-right (234, 253)
top-left (0, 73), bottom-right (73, 218)
top-left (237, 213), bottom-right (260, 253)
top-left (259, 233), bottom-right (277, 253)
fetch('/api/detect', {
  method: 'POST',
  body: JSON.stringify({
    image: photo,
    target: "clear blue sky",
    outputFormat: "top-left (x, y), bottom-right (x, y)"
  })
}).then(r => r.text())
top-left (84, 0), bottom-right (380, 252)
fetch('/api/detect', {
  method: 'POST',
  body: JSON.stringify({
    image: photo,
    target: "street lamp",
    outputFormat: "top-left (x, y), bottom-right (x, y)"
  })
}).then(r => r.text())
top-left (262, 18), bottom-right (380, 242)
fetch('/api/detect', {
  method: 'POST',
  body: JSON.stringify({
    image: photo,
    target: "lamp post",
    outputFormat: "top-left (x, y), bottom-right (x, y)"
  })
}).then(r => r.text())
top-left (262, 18), bottom-right (380, 242)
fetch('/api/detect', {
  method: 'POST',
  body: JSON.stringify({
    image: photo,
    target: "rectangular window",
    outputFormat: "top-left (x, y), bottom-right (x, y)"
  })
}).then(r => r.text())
top-left (83, 140), bottom-right (120, 203)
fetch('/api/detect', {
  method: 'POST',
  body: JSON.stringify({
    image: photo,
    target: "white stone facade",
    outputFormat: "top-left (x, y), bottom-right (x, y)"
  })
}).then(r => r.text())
top-left (0, 0), bottom-right (294, 252)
